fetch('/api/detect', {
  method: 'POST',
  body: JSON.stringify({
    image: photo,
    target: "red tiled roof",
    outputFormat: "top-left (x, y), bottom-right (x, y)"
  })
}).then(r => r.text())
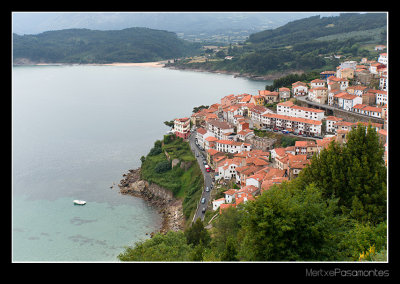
top-left (196, 128), bottom-right (207, 135)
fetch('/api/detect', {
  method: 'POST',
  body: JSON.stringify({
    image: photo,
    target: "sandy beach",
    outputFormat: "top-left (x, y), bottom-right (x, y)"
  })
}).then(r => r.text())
top-left (100, 60), bottom-right (168, 67)
top-left (16, 60), bottom-right (169, 68)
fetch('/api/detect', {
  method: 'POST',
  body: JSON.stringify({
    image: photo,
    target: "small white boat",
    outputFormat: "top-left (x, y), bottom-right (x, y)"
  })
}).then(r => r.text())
top-left (73, 200), bottom-right (86, 205)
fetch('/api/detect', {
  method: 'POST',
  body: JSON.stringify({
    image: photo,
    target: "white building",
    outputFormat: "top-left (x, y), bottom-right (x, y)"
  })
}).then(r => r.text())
top-left (206, 119), bottom-right (235, 140)
top-left (339, 60), bottom-right (357, 70)
top-left (325, 116), bottom-right (343, 134)
top-left (379, 73), bottom-right (387, 91)
top-left (327, 76), bottom-right (349, 91)
top-left (173, 117), bottom-right (190, 139)
top-left (352, 104), bottom-right (383, 118)
top-left (223, 189), bottom-right (237, 204)
top-left (310, 79), bottom-right (325, 88)
top-left (292, 81), bottom-right (308, 97)
top-left (261, 113), bottom-right (322, 136)
top-left (196, 127), bottom-right (207, 148)
top-left (216, 159), bottom-right (241, 180)
top-left (216, 140), bottom-right (251, 154)
top-left (334, 93), bottom-right (362, 111)
top-left (374, 89), bottom-right (388, 105)
top-left (378, 53), bottom-right (388, 65)
top-left (276, 101), bottom-right (325, 121)
top-left (212, 198), bottom-right (225, 211)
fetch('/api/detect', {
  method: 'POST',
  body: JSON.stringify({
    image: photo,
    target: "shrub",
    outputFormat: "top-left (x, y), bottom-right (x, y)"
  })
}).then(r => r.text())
top-left (148, 146), bottom-right (162, 156)
top-left (154, 160), bottom-right (171, 174)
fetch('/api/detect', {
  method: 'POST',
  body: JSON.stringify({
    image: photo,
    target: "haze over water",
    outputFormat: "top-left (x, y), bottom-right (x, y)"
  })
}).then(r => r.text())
top-left (12, 65), bottom-right (271, 261)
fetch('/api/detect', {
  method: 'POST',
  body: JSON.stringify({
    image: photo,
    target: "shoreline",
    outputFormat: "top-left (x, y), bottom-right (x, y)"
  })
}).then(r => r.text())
top-left (166, 65), bottom-right (305, 81)
top-left (117, 168), bottom-right (184, 236)
top-left (13, 60), bottom-right (169, 68)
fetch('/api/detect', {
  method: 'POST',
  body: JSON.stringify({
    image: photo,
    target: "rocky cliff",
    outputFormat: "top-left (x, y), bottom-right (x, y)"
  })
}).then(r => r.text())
top-left (118, 168), bottom-right (185, 235)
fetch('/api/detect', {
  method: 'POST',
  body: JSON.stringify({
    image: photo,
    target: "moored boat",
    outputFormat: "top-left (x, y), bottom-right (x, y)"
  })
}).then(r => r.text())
top-left (73, 200), bottom-right (86, 205)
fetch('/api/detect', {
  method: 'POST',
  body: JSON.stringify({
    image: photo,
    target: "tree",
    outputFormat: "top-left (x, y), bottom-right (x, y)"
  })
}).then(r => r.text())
top-left (210, 206), bottom-right (243, 254)
top-left (164, 120), bottom-right (175, 128)
top-left (297, 123), bottom-right (386, 224)
top-left (238, 183), bottom-right (348, 261)
top-left (184, 219), bottom-right (211, 247)
top-left (220, 237), bottom-right (238, 261)
top-left (192, 105), bottom-right (209, 113)
top-left (118, 231), bottom-right (192, 261)
top-left (190, 242), bottom-right (205, 261)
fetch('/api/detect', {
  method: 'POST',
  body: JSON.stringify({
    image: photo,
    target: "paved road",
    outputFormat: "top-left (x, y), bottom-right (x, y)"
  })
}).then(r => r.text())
top-left (188, 129), bottom-right (214, 223)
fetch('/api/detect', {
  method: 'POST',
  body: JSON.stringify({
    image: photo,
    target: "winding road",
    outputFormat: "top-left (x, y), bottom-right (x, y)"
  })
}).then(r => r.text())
top-left (188, 129), bottom-right (214, 223)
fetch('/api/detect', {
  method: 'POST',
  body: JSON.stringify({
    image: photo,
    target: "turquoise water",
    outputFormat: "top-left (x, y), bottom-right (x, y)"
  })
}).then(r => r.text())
top-left (12, 65), bottom-right (271, 262)
top-left (12, 195), bottom-right (159, 262)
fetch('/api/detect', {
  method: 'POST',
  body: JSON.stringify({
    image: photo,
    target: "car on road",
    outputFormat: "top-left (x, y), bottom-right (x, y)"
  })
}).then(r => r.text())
top-left (202, 207), bottom-right (206, 214)
top-left (196, 152), bottom-right (199, 157)
top-left (201, 197), bottom-right (206, 204)
top-left (205, 186), bottom-right (209, 192)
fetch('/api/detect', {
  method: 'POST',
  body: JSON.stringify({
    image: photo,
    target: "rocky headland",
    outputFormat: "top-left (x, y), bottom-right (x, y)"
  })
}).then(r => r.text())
top-left (117, 168), bottom-right (185, 236)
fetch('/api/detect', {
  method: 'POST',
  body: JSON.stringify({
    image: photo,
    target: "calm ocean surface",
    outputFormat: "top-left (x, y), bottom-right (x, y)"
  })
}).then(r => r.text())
top-left (12, 65), bottom-right (271, 262)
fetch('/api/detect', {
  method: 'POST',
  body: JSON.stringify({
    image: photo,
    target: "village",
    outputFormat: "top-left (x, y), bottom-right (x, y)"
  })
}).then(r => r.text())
top-left (172, 49), bottom-right (388, 217)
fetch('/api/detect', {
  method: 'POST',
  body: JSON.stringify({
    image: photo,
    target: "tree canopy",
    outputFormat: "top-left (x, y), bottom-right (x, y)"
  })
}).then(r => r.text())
top-left (13, 27), bottom-right (202, 64)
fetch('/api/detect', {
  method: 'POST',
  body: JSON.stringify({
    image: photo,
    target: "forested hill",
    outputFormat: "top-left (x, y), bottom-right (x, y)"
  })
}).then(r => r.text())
top-left (13, 27), bottom-right (202, 64)
top-left (247, 13), bottom-right (387, 47)
top-left (169, 13), bottom-right (387, 76)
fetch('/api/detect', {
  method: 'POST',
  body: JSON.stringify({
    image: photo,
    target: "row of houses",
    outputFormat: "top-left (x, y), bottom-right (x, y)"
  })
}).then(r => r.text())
top-left (213, 117), bottom-right (388, 214)
top-left (175, 50), bottom-right (388, 214)
top-left (211, 136), bottom-right (336, 213)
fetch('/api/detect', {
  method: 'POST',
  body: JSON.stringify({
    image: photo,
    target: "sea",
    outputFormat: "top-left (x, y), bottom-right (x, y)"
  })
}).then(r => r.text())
top-left (12, 64), bottom-right (271, 262)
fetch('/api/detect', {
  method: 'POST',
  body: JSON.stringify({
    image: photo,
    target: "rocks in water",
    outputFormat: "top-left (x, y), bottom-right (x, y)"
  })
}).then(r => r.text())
top-left (118, 168), bottom-right (184, 234)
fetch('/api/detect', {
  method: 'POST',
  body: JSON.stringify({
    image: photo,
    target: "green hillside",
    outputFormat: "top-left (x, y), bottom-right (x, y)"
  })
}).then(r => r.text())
top-left (170, 13), bottom-right (387, 76)
top-left (13, 27), bottom-right (202, 64)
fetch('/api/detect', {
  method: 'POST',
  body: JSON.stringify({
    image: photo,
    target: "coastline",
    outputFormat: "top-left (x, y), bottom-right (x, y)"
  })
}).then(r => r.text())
top-left (101, 61), bottom-right (168, 67)
top-left (13, 59), bottom-right (169, 68)
top-left (166, 65), bottom-right (304, 81)
top-left (117, 168), bottom-right (184, 236)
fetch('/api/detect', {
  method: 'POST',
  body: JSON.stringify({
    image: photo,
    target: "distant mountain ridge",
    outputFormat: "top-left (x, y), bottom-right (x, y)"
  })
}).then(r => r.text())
top-left (12, 12), bottom-right (337, 42)
top-left (13, 27), bottom-right (202, 64)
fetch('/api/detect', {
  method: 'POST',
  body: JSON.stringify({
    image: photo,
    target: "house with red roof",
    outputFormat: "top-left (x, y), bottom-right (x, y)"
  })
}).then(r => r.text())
top-left (212, 197), bottom-right (225, 211)
top-left (261, 113), bottom-right (322, 136)
top-left (325, 116), bottom-right (343, 134)
top-left (219, 203), bottom-right (235, 214)
top-left (333, 92), bottom-right (362, 111)
top-left (173, 117), bottom-right (190, 139)
top-left (196, 127), bottom-right (207, 148)
top-left (215, 157), bottom-right (242, 181)
top-left (223, 188), bottom-right (238, 204)
top-left (204, 136), bottom-right (218, 151)
top-left (278, 87), bottom-right (291, 101)
top-left (351, 104), bottom-right (383, 118)
top-left (327, 76), bottom-right (349, 91)
top-left (206, 119), bottom-right (235, 140)
top-left (294, 140), bottom-right (317, 158)
top-left (292, 81), bottom-right (308, 97)
top-left (287, 154), bottom-right (310, 180)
